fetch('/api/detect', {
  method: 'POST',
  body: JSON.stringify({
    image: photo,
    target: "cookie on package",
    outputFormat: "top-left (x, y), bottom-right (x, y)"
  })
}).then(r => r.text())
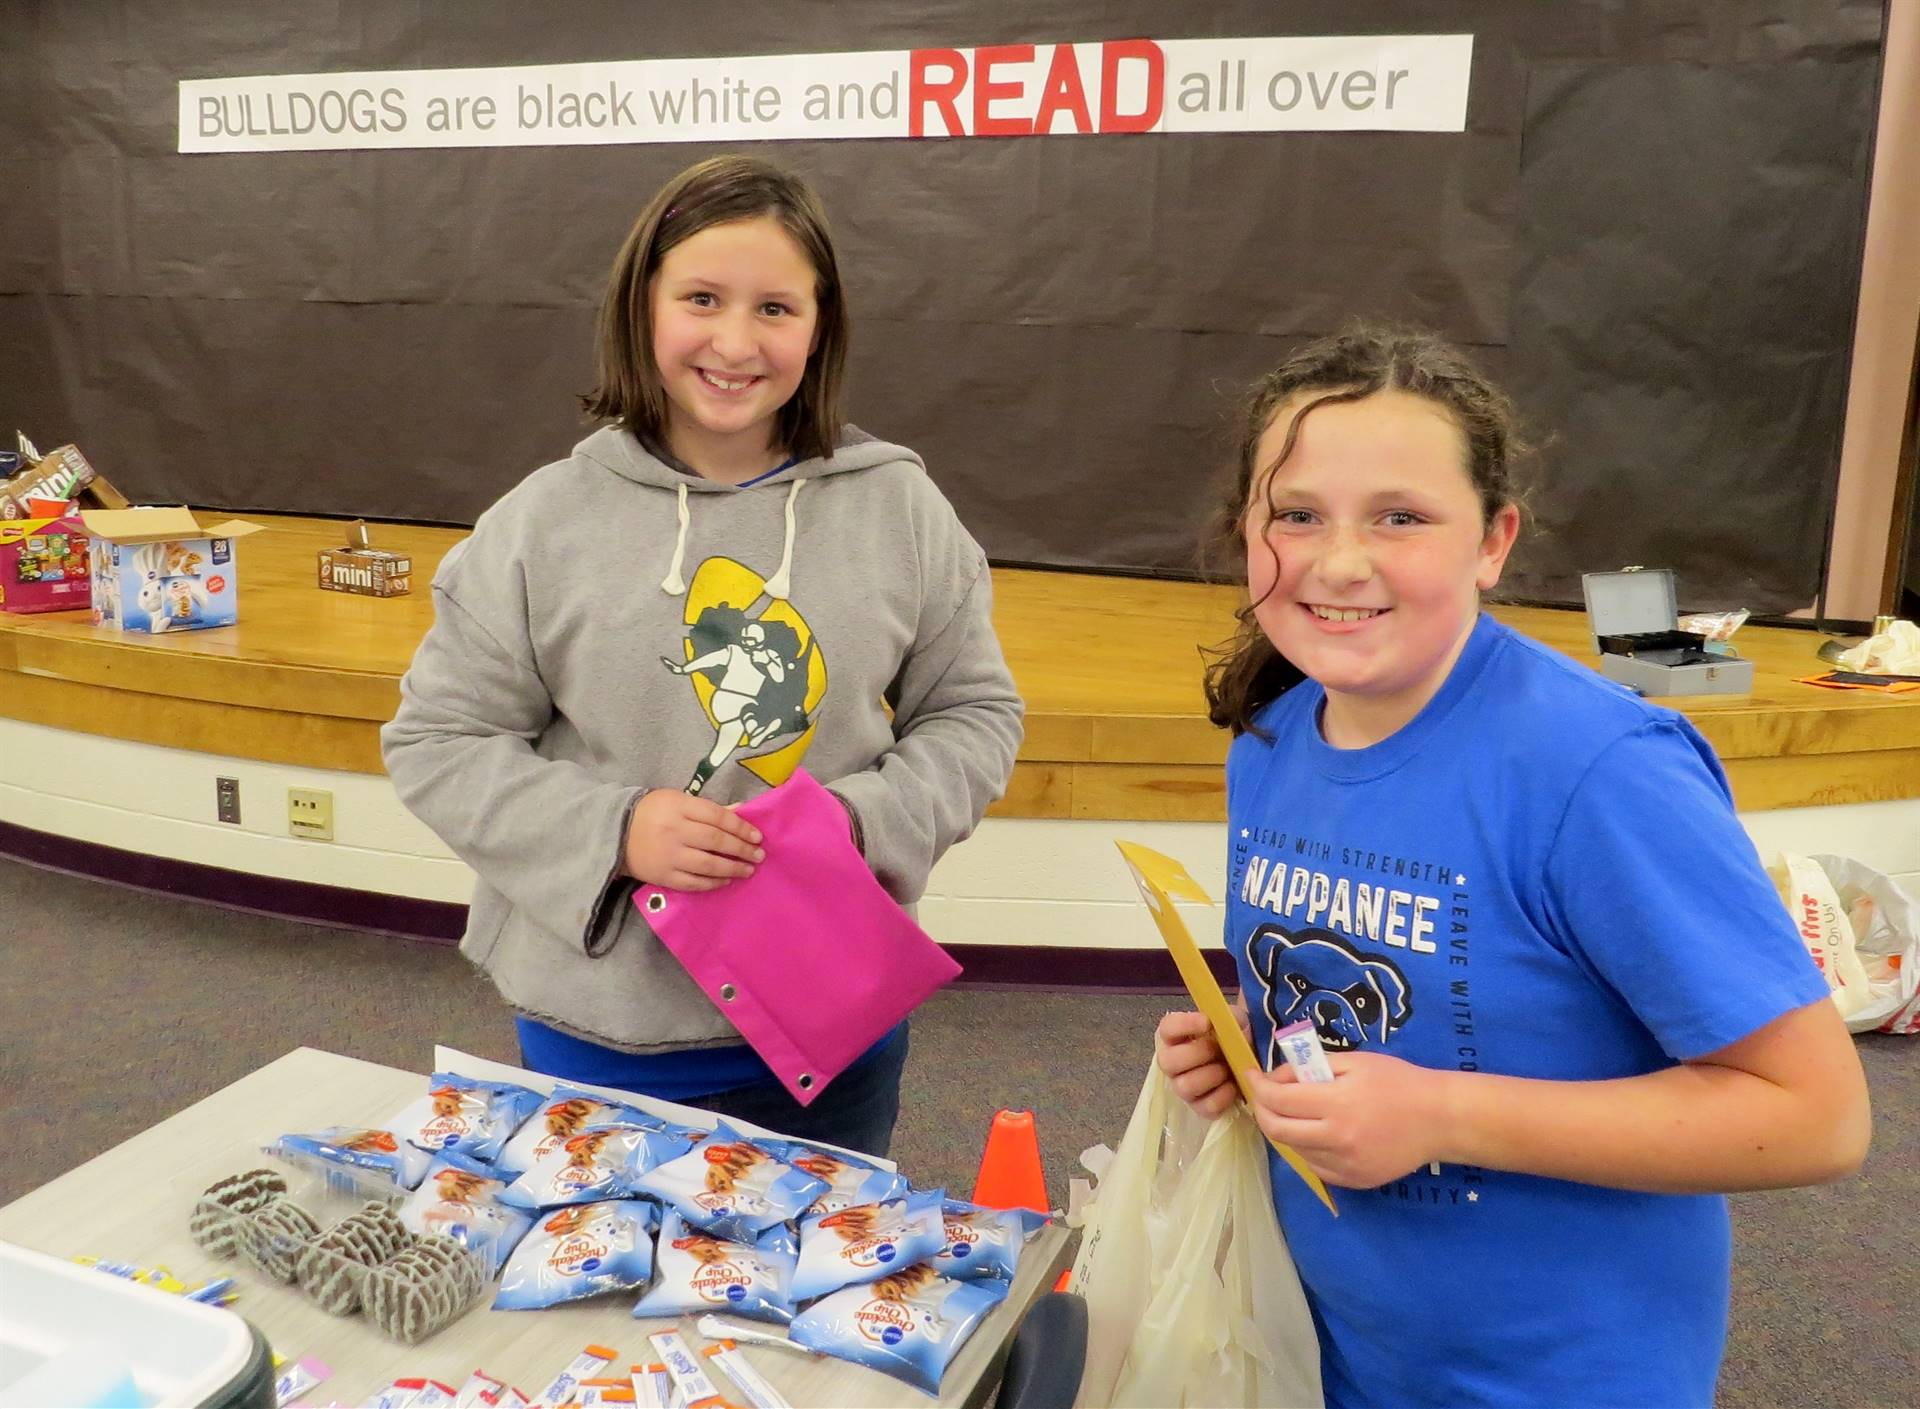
top-left (789, 1269), bottom-right (1012, 1394)
top-left (930, 1197), bottom-right (1050, 1282)
top-left (240, 1198), bottom-right (320, 1282)
top-left (631, 1209), bottom-right (798, 1325)
top-left (789, 1188), bottom-right (946, 1302)
top-left (384, 1072), bottom-right (544, 1164)
top-left (631, 1121), bottom-right (828, 1242)
top-left (495, 1199), bottom-right (658, 1311)
top-left (397, 1153), bottom-right (533, 1277)
top-left (495, 1085), bottom-right (664, 1176)
top-left (271, 1126), bottom-right (433, 1194)
top-left (498, 1123), bottom-right (692, 1211)
top-left (757, 1138), bottom-right (909, 1217)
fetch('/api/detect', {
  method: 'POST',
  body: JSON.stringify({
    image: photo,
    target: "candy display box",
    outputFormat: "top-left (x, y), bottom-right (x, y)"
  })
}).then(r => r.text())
top-left (0, 513), bottom-right (92, 614)
top-left (80, 508), bottom-right (263, 635)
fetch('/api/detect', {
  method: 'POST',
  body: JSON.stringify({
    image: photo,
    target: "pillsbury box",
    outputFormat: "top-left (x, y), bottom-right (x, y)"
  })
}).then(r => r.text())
top-left (1580, 567), bottom-right (1755, 696)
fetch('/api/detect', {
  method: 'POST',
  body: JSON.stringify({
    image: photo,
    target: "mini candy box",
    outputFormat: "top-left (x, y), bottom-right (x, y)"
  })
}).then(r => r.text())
top-left (81, 507), bottom-right (263, 635)
top-left (1580, 566), bottom-right (1755, 696)
top-left (0, 441), bottom-right (128, 521)
top-left (0, 513), bottom-right (91, 614)
top-left (318, 519), bottom-right (412, 597)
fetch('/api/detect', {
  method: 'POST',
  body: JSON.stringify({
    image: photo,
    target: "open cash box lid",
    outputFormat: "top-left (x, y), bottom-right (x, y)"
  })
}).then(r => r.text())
top-left (1580, 568), bottom-right (1704, 655)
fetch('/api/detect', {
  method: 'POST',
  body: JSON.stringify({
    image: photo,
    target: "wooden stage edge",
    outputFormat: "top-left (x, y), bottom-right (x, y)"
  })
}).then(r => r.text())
top-left (2, 513), bottom-right (1917, 818)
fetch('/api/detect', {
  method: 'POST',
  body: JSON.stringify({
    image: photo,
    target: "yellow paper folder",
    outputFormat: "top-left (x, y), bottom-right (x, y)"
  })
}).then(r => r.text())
top-left (1117, 840), bottom-right (1338, 1215)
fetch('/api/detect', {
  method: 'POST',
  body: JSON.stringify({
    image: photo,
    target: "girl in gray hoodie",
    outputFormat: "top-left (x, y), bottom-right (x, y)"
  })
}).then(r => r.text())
top-left (382, 155), bottom-right (1023, 1156)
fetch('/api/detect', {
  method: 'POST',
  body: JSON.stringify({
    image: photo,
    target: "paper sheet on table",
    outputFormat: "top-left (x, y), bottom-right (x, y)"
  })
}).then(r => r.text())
top-left (1116, 841), bottom-right (1338, 1215)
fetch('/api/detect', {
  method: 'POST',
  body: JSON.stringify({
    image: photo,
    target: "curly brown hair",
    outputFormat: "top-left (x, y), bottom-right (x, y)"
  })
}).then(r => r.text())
top-left (1202, 323), bottom-right (1526, 738)
top-left (581, 154), bottom-right (848, 463)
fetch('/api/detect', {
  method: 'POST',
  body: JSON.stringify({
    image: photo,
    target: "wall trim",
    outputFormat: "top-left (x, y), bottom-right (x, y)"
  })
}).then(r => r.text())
top-left (0, 820), bottom-right (1222, 991)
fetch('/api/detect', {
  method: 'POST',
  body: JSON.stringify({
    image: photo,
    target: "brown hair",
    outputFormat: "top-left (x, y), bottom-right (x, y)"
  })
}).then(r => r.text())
top-left (581, 155), bottom-right (849, 463)
top-left (1201, 322), bottom-right (1526, 737)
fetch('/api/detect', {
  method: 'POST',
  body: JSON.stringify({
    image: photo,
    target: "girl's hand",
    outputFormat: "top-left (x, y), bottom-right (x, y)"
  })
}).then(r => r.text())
top-left (1241, 1050), bottom-right (1450, 1189)
top-left (659, 655), bottom-right (687, 675)
top-left (1155, 1008), bottom-right (1249, 1119)
top-left (622, 789), bottom-right (765, 891)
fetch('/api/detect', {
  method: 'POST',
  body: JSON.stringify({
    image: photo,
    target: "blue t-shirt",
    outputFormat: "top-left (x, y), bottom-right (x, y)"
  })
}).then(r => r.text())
top-left (1226, 614), bottom-right (1828, 1409)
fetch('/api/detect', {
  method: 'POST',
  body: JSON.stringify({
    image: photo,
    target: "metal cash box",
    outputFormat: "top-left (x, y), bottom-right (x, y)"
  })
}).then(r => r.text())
top-left (1579, 567), bottom-right (1755, 696)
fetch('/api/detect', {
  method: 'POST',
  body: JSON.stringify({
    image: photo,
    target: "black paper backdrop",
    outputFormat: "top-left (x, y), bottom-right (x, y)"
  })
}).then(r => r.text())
top-left (0, 1), bottom-right (1886, 611)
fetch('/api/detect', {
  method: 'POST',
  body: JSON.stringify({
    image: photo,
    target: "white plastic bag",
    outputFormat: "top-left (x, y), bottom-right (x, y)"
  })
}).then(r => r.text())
top-left (1769, 851), bottom-right (1875, 1022)
top-left (1067, 1057), bottom-right (1321, 1409)
top-left (1812, 854), bottom-right (1920, 1035)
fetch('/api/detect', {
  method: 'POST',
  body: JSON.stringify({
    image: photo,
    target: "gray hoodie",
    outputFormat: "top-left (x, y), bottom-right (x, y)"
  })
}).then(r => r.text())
top-left (381, 425), bottom-right (1023, 1051)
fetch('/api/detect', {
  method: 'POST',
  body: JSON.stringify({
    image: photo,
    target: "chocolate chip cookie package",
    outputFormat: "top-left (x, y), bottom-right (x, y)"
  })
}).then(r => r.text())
top-left (789, 1270), bottom-right (1013, 1394)
top-left (494, 1199), bottom-right (659, 1311)
top-left (789, 1188), bottom-right (947, 1302)
top-left (1580, 567), bottom-right (1756, 696)
top-left (632, 1209), bottom-right (801, 1324)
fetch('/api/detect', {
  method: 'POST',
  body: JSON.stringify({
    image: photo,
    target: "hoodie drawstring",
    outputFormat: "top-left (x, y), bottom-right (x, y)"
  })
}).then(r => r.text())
top-left (763, 478), bottom-right (805, 601)
top-left (659, 481), bottom-right (691, 596)
top-left (658, 475), bottom-right (806, 600)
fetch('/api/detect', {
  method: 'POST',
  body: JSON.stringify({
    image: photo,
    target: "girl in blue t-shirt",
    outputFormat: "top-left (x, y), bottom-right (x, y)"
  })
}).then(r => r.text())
top-left (1155, 323), bottom-right (1870, 1407)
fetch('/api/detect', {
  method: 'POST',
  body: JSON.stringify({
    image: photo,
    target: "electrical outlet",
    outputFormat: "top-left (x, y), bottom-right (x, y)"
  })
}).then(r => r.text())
top-left (288, 787), bottom-right (334, 841)
top-left (215, 776), bottom-right (241, 825)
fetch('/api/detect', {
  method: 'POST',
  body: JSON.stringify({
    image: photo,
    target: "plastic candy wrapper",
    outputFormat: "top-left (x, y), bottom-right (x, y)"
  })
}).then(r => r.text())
top-left (789, 1188), bottom-right (946, 1302)
top-left (494, 1199), bottom-right (659, 1311)
top-left (270, 1126), bottom-right (433, 1195)
top-left (1677, 608), bottom-right (1749, 643)
top-left (929, 1198), bottom-right (1049, 1282)
top-left (498, 1123), bottom-right (693, 1211)
top-left (755, 1138), bottom-right (909, 1217)
top-left (632, 1121), bottom-right (828, 1242)
top-left (397, 1153), bottom-right (534, 1277)
top-left (632, 1209), bottom-right (799, 1324)
top-left (495, 1084), bottom-right (666, 1176)
top-left (789, 1268), bottom-right (1011, 1394)
top-left (385, 1072), bottom-right (544, 1164)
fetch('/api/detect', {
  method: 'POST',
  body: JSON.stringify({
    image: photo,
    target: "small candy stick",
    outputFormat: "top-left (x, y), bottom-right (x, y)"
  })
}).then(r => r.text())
top-left (538, 1346), bottom-right (619, 1408)
top-left (627, 1365), bottom-right (674, 1409)
top-left (694, 1316), bottom-right (821, 1358)
top-left (1272, 1018), bottom-right (1335, 1084)
top-left (273, 1357), bottom-right (331, 1407)
top-left (453, 1370), bottom-right (506, 1408)
top-left (702, 1342), bottom-right (791, 1409)
top-left (649, 1331), bottom-right (724, 1409)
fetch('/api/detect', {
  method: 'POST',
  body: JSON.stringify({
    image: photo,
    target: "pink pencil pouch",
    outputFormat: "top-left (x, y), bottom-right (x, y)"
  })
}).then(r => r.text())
top-left (633, 768), bottom-right (962, 1106)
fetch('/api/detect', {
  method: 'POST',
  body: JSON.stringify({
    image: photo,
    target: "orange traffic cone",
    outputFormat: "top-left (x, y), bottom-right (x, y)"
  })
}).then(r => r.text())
top-left (973, 1108), bottom-right (1049, 1214)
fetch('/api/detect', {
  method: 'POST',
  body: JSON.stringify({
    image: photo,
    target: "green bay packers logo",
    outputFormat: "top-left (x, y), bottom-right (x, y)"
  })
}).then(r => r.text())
top-left (659, 557), bottom-right (828, 794)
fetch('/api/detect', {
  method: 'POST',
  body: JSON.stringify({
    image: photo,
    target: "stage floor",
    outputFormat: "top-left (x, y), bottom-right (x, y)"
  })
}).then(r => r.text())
top-left (3, 514), bottom-right (1917, 818)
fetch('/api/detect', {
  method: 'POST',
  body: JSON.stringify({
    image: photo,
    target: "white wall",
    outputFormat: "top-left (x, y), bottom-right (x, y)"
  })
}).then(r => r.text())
top-left (3, 717), bottom-right (1916, 946)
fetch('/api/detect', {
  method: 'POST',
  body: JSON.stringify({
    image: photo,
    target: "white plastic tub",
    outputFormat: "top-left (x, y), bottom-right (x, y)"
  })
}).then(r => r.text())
top-left (0, 1241), bottom-right (272, 1409)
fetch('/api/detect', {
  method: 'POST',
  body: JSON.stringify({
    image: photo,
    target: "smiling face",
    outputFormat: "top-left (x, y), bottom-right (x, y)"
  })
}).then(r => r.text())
top-left (1244, 388), bottom-right (1519, 748)
top-left (648, 215), bottom-right (821, 483)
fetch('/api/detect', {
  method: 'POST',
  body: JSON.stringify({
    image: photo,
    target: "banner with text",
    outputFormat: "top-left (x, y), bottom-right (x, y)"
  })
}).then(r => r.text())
top-left (179, 34), bottom-right (1473, 153)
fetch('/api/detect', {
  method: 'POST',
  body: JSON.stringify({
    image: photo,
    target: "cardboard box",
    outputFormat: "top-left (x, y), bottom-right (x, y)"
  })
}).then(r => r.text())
top-left (80, 507), bottom-right (263, 634)
top-left (0, 444), bottom-right (129, 520)
top-left (317, 520), bottom-right (411, 597)
top-left (1580, 567), bottom-right (1755, 696)
top-left (0, 513), bottom-right (93, 614)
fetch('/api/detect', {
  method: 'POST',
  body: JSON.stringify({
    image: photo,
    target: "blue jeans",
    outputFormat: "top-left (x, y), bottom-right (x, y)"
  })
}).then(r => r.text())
top-left (694, 1022), bottom-right (911, 1158)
